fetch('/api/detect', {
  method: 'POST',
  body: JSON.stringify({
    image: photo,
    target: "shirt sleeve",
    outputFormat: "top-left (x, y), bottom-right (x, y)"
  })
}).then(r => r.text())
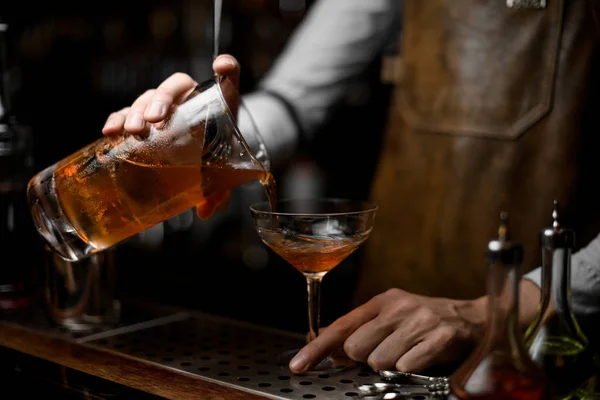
top-left (238, 0), bottom-right (401, 168)
top-left (523, 233), bottom-right (600, 316)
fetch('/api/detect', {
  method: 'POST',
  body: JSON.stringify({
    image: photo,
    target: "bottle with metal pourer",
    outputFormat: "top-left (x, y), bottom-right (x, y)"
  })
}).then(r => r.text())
top-left (525, 200), bottom-right (599, 399)
top-left (448, 212), bottom-right (549, 400)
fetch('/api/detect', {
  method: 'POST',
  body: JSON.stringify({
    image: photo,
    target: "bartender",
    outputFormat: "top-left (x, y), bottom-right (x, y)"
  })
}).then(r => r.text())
top-left (100, 0), bottom-right (600, 374)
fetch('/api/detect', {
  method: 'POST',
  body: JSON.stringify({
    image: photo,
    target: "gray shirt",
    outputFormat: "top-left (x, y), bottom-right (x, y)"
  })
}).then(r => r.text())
top-left (238, 0), bottom-right (400, 167)
top-left (238, 0), bottom-right (600, 316)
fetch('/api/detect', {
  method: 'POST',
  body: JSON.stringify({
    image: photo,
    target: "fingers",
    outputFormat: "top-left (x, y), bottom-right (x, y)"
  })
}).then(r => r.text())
top-left (289, 299), bottom-right (381, 374)
top-left (341, 317), bottom-right (395, 363)
top-left (102, 72), bottom-right (198, 136)
top-left (213, 55), bottom-right (241, 90)
top-left (102, 107), bottom-right (131, 136)
top-left (304, 326), bottom-right (329, 342)
top-left (123, 89), bottom-right (156, 134)
top-left (396, 328), bottom-right (458, 373)
top-left (195, 191), bottom-right (231, 220)
top-left (364, 322), bottom-right (424, 371)
top-left (101, 61), bottom-right (235, 137)
top-left (144, 72), bottom-right (198, 122)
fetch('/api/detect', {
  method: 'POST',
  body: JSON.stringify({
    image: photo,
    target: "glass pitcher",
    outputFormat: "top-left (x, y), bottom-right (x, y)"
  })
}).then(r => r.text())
top-left (27, 76), bottom-right (271, 262)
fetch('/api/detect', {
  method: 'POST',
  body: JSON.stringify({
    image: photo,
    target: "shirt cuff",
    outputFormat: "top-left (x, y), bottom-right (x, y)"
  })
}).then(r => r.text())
top-left (238, 91), bottom-right (300, 170)
top-left (522, 242), bottom-right (600, 317)
top-left (570, 251), bottom-right (600, 315)
top-left (523, 266), bottom-right (542, 288)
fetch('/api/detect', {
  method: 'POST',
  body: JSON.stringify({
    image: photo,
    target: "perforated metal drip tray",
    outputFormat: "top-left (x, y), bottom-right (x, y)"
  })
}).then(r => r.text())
top-left (79, 312), bottom-right (438, 400)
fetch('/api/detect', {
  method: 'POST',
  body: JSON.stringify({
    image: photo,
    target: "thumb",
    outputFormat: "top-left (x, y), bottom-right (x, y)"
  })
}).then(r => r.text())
top-left (213, 55), bottom-right (241, 118)
top-left (213, 54), bottom-right (241, 91)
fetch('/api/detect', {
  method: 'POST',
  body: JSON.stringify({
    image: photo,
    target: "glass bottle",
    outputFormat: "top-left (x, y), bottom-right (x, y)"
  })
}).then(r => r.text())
top-left (448, 212), bottom-right (549, 400)
top-left (525, 201), bottom-right (598, 399)
top-left (0, 21), bottom-right (43, 312)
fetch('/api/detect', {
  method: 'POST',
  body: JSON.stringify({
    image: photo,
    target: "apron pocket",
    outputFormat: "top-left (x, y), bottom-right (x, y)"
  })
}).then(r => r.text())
top-left (397, 0), bottom-right (564, 140)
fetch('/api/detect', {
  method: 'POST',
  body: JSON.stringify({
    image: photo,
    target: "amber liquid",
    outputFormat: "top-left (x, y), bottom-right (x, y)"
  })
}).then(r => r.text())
top-left (257, 228), bottom-right (370, 275)
top-left (54, 148), bottom-right (275, 250)
top-left (261, 171), bottom-right (277, 212)
top-left (449, 369), bottom-right (549, 400)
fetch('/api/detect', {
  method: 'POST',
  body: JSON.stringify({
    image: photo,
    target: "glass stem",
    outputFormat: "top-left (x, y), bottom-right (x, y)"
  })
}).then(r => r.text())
top-left (306, 275), bottom-right (323, 343)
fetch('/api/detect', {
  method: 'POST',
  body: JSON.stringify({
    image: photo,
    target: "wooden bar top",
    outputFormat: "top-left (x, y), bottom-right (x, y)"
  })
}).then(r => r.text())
top-left (0, 302), bottom-right (273, 400)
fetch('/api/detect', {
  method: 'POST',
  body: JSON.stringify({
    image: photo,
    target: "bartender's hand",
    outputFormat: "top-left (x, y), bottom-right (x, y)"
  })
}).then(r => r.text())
top-left (290, 288), bottom-right (487, 374)
top-left (101, 55), bottom-right (241, 220)
top-left (290, 280), bottom-right (542, 374)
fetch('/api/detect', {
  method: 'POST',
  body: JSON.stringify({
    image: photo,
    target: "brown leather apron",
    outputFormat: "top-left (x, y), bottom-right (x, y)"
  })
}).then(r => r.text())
top-left (353, 0), bottom-right (600, 305)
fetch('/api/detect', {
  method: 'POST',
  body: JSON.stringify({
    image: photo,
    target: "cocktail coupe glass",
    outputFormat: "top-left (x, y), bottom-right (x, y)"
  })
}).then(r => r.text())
top-left (250, 198), bottom-right (378, 374)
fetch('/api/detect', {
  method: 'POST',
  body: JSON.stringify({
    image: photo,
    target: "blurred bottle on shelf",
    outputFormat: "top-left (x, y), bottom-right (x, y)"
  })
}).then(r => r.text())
top-left (0, 20), bottom-right (43, 314)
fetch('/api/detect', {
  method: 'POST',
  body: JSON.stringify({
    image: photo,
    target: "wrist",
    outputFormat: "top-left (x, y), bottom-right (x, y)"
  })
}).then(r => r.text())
top-left (453, 296), bottom-right (488, 342)
top-left (518, 279), bottom-right (542, 331)
top-left (450, 280), bottom-right (541, 341)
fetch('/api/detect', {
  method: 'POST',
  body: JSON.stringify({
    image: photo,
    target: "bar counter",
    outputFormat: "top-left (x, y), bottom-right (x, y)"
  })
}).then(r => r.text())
top-left (0, 298), bottom-right (387, 399)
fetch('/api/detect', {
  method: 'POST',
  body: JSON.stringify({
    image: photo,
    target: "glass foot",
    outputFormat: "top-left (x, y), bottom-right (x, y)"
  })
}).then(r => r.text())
top-left (276, 348), bottom-right (356, 375)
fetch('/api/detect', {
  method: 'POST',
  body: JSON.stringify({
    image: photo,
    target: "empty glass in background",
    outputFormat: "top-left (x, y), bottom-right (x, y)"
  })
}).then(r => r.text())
top-left (44, 246), bottom-right (120, 332)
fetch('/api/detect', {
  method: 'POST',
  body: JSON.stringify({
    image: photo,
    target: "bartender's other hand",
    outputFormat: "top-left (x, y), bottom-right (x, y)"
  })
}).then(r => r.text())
top-left (101, 54), bottom-right (241, 136)
top-left (289, 288), bottom-right (487, 374)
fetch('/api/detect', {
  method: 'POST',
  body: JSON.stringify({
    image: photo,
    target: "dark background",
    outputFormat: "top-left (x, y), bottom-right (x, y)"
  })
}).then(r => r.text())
top-left (0, 0), bottom-right (392, 334)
